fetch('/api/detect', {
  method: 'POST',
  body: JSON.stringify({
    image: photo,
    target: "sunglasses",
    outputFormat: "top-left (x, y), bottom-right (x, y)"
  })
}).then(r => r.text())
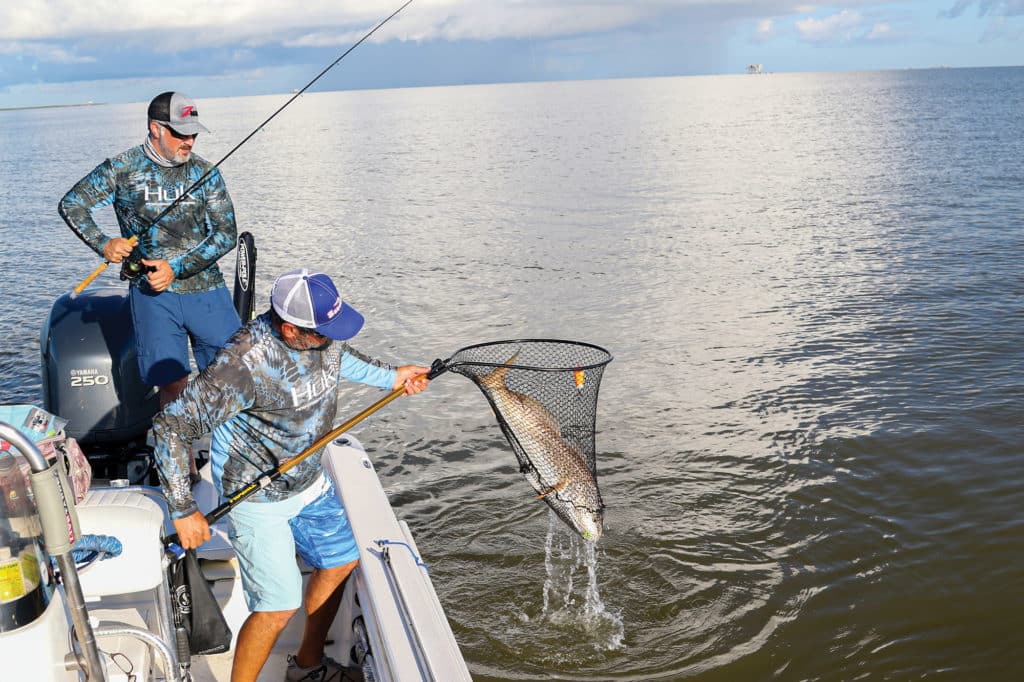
top-left (300, 327), bottom-right (330, 342)
top-left (160, 123), bottom-right (197, 140)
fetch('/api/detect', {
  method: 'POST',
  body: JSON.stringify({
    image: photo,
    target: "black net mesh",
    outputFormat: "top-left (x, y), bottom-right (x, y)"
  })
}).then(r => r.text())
top-left (440, 339), bottom-right (612, 540)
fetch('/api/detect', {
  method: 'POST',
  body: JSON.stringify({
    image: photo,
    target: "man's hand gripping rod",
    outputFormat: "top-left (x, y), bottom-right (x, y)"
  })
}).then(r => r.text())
top-left (72, 236), bottom-right (139, 298)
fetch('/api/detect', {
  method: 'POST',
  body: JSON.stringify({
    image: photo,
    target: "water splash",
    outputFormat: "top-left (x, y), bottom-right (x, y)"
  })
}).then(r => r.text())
top-left (541, 509), bottom-right (624, 650)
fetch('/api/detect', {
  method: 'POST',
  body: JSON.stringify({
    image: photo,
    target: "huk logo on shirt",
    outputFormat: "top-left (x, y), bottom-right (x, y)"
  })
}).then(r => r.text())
top-left (290, 370), bottom-right (333, 407)
top-left (137, 182), bottom-right (197, 206)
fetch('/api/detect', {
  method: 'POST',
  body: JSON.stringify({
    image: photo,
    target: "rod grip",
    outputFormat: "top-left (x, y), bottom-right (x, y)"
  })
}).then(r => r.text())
top-left (71, 235), bottom-right (139, 297)
top-left (71, 262), bottom-right (109, 297)
top-left (175, 626), bottom-right (191, 667)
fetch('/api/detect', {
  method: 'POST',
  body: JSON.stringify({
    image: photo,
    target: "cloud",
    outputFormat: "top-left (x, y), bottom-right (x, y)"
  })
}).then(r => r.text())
top-left (755, 18), bottom-right (776, 40)
top-left (941, 0), bottom-right (1024, 18)
top-left (0, 1), bottom-right (674, 45)
top-left (1, 2), bottom-right (842, 48)
top-left (795, 9), bottom-right (864, 43)
top-left (0, 1), bottom-right (699, 73)
top-left (980, 14), bottom-right (1024, 38)
top-left (282, 6), bottom-right (643, 48)
top-left (0, 40), bottom-right (94, 63)
top-left (941, 0), bottom-right (974, 17)
top-left (1, 1), bottom-right (383, 41)
top-left (4, 1), bottom-right (1021, 109)
top-left (0, 1), bottom-right (806, 85)
top-left (866, 22), bottom-right (894, 40)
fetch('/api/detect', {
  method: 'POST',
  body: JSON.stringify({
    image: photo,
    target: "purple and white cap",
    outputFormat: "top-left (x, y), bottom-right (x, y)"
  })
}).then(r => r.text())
top-left (271, 269), bottom-right (364, 340)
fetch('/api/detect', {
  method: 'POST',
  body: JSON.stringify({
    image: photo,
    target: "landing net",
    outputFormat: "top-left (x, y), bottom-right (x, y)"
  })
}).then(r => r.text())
top-left (440, 339), bottom-right (613, 538)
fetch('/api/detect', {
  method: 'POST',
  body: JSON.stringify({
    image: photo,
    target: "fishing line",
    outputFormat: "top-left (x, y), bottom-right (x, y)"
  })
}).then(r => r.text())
top-left (189, 0), bottom-right (415, 192)
top-left (73, 0), bottom-right (415, 295)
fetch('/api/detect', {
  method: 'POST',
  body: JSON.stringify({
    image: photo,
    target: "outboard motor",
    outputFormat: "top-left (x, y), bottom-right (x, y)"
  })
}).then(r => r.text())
top-left (40, 286), bottom-right (158, 448)
top-left (40, 233), bottom-right (257, 474)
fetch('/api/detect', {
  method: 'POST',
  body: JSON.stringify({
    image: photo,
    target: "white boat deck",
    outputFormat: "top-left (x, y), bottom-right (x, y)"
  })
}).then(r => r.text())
top-left (7, 435), bottom-right (471, 682)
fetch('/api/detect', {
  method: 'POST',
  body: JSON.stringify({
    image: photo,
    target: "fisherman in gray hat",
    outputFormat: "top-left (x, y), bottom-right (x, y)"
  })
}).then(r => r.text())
top-left (60, 91), bottom-right (242, 482)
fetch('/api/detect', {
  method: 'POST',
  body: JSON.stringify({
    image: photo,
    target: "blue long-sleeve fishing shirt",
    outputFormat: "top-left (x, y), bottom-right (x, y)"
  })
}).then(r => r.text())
top-left (151, 312), bottom-right (397, 519)
top-left (59, 145), bottom-right (236, 294)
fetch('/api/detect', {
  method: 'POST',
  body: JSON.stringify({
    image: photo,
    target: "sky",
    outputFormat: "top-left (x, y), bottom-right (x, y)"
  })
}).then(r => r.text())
top-left (1, 0), bottom-right (1022, 109)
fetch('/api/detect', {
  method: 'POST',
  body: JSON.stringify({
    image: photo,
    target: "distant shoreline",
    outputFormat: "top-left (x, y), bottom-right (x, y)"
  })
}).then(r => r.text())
top-left (0, 101), bottom-right (103, 112)
top-left (2, 64), bottom-right (1022, 111)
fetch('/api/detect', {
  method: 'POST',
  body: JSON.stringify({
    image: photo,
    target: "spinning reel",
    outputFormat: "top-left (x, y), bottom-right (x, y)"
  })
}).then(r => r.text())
top-left (119, 249), bottom-right (156, 281)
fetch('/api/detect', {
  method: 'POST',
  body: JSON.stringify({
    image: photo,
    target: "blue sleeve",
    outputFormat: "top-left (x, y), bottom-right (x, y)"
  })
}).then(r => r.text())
top-left (58, 159), bottom-right (118, 257)
top-left (151, 348), bottom-right (256, 518)
top-left (339, 345), bottom-right (397, 390)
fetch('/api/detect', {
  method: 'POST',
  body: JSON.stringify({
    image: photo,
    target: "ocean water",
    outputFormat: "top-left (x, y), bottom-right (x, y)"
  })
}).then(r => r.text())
top-left (1, 67), bottom-right (1023, 680)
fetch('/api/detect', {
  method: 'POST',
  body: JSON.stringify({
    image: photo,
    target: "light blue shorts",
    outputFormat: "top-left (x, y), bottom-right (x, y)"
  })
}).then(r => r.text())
top-left (227, 475), bottom-right (360, 612)
top-left (130, 286), bottom-right (241, 386)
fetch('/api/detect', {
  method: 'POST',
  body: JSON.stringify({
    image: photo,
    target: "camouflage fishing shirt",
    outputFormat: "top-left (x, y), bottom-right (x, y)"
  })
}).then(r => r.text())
top-left (59, 145), bottom-right (236, 294)
top-left (151, 312), bottom-right (397, 519)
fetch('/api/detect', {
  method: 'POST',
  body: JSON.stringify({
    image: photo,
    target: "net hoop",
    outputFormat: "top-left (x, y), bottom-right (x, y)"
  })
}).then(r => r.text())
top-left (441, 338), bottom-right (613, 374)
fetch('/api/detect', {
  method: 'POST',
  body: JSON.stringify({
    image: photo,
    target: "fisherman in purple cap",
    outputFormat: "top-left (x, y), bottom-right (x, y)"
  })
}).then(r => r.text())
top-left (60, 91), bottom-right (242, 482)
top-left (151, 268), bottom-right (430, 682)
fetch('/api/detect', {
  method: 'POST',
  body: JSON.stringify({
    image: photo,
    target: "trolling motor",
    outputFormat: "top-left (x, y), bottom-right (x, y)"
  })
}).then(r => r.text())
top-left (119, 248), bottom-right (156, 282)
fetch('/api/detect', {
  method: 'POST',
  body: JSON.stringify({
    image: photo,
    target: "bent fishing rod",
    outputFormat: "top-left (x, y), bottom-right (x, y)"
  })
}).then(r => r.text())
top-left (72, 0), bottom-right (415, 297)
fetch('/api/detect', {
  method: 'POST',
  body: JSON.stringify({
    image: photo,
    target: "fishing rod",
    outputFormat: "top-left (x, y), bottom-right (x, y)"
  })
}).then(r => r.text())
top-left (72, 0), bottom-right (415, 297)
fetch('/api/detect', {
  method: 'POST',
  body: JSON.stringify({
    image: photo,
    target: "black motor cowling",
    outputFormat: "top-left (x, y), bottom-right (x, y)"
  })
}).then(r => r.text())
top-left (40, 285), bottom-right (158, 446)
top-left (40, 232), bottom-right (255, 450)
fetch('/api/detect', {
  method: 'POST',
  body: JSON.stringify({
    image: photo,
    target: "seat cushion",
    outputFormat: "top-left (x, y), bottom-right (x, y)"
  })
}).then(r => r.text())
top-left (75, 489), bottom-right (165, 597)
